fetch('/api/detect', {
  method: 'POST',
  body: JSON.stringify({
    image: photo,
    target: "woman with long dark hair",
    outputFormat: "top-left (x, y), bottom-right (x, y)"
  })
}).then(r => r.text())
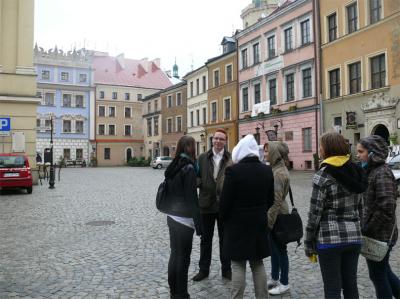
top-left (163, 136), bottom-right (201, 299)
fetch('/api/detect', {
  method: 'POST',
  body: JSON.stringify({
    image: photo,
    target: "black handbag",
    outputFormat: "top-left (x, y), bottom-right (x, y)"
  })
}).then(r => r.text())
top-left (156, 179), bottom-right (168, 212)
top-left (272, 186), bottom-right (303, 246)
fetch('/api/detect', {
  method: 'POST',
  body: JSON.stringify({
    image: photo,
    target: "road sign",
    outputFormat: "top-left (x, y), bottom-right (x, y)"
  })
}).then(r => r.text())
top-left (0, 117), bottom-right (11, 136)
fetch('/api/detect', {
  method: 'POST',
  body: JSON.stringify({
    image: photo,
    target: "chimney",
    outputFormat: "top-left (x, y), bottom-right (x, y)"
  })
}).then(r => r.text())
top-left (116, 53), bottom-right (125, 69)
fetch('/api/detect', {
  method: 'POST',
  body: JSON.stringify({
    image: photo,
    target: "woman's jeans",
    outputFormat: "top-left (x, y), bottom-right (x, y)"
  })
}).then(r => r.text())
top-left (231, 260), bottom-right (268, 299)
top-left (317, 244), bottom-right (361, 299)
top-left (366, 248), bottom-right (400, 299)
top-left (167, 217), bottom-right (194, 299)
top-left (269, 234), bottom-right (289, 285)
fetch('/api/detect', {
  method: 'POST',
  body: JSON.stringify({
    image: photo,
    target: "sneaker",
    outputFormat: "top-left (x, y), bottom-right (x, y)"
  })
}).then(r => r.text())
top-left (268, 283), bottom-right (290, 296)
top-left (267, 279), bottom-right (279, 289)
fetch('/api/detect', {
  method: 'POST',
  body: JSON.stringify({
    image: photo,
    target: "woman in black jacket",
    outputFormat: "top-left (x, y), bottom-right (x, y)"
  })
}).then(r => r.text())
top-left (163, 136), bottom-right (201, 299)
top-left (219, 134), bottom-right (275, 299)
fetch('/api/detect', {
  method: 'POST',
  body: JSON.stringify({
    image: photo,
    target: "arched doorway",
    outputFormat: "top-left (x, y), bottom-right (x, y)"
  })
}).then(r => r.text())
top-left (163, 147), bottom-right (170, 157)
top-left (126, 148), bottom-right (133, 162)
top-left (372, 124), bottom-right (389, 144)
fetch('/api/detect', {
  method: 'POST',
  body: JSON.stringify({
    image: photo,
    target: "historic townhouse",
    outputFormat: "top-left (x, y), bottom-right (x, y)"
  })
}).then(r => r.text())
top-left (160, 82), bottom-right (187, 157)
top-left (241, 0), bottom-right (278, 28)
top-left (34, 46), bottom-right (94, 164)
top-left (93, 54), bottom-right (171, 166)
top-left (237, 0), bottom-right (319, 170)
top-left (183, 65), bottom-right (208, 155)
top-left (204, 37), bottom-right (239, 151)
top-left (318, 0), bottom-right (400, 148)
top-left (142, 91), bottom-right (162, 159)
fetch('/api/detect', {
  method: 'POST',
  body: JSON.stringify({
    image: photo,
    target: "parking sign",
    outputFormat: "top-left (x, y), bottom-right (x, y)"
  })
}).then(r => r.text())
top-left (0, 117), bottom-right (11, 136)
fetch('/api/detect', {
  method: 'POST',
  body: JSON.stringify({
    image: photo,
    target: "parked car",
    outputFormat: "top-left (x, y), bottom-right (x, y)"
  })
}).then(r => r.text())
top-left (0, 154), bottom-right (33, 194)
top-left (387, 155), bottom-right (400, 197)
top-left (152, 156), bottom-right (173, 169)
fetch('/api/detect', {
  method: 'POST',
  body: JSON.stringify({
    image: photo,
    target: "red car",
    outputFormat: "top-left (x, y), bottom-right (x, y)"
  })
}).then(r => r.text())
top-left (0, 154), bottom-right (33, 194)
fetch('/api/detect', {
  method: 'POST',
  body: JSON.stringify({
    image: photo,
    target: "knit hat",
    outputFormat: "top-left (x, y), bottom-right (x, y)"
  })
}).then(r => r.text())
top-left (359, 135), bottom-right (388, 164)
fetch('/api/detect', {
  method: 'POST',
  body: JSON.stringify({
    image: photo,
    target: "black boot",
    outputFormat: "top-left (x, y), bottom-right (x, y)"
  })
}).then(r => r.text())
top-left (192, 271), bottom-right (209, 282)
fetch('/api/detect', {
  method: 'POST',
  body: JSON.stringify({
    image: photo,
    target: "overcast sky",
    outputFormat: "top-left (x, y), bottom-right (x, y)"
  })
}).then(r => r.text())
top-left (34, 0), bottom-right (249, 77)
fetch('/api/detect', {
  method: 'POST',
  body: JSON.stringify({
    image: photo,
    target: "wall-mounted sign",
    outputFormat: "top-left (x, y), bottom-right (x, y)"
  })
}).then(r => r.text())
top-left (0, 117), bottom-right (11, 136)
top-left (251, 101), bottom-right (271, 117)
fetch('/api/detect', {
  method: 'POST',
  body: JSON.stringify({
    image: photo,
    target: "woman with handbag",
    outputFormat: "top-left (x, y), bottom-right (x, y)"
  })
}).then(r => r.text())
top-left (264, 141), bottom-right (291, 296)
top-left (219, 134), bottom-right (274, 298)
top-left (162, 135), bottom-right (201, 299)
top-left (357, 135), bottom-right (400, 298)
top-left (304, 132), bottom-right (367, 299)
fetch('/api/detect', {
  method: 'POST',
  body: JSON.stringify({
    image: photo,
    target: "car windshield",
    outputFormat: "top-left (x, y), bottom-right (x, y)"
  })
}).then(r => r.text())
top-left (0, 156), bottom-right (25, 168)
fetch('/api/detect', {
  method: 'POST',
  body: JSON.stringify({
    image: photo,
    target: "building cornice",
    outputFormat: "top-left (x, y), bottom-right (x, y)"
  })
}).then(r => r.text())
top-left (0, 95), bottom-right (41, 104)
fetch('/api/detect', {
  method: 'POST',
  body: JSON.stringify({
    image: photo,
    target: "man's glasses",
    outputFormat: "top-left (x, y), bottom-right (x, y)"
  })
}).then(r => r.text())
top-left (213, 137), bottom-right (226, 141)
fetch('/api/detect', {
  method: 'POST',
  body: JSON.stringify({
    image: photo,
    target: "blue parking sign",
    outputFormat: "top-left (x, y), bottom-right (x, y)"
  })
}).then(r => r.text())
top-left (0, 117), bottom-right (11, 136)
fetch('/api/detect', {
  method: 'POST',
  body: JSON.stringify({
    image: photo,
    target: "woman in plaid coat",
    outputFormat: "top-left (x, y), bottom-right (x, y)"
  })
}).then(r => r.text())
top-left (357, 135), bottom-right (399, 298)
top-left (305, 132), bottom-right (367, 299)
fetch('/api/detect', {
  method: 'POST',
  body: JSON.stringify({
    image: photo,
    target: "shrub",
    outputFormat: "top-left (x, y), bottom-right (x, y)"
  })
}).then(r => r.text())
top-left (128, 156), bottom-right (150, 167)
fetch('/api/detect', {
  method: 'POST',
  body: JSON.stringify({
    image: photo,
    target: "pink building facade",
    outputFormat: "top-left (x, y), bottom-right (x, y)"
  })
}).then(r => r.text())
top-left (236, 0), bottom-right (319, 170)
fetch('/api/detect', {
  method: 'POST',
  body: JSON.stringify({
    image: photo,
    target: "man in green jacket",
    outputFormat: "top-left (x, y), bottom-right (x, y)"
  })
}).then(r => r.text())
top-left (192, 129), bottom-right (232, 281)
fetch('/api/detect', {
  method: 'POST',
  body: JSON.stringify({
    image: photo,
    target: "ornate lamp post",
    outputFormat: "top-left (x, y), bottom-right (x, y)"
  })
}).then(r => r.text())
top-left (49, 116), bottom-right (55, 189)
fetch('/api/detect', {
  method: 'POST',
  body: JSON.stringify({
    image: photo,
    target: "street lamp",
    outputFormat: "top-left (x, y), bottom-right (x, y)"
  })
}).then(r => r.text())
top-left (49, 116), bottom-right (55, 189)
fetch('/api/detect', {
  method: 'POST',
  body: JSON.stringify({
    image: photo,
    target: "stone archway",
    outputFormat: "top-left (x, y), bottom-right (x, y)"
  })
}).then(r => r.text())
top-left (163, 147), bottom-right (170, 157)
top-left (372, 124), bottom-right (390, 144)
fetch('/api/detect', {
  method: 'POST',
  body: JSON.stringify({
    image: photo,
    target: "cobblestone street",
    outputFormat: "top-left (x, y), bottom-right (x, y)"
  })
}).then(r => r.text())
top-left (0, 167), bottom-right (399, 298)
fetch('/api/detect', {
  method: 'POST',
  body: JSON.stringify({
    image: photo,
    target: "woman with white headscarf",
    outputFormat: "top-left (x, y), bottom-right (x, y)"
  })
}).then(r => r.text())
top-left (219, 135), bottom-right (275, 299)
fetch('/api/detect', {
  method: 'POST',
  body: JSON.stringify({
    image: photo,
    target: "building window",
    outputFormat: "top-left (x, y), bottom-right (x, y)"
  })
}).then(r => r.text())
top-left (347, 3), bottom-right (358, 34)
top-left (177, 93), bottom-right (182, 106)
top-left (79, 74), bottom-right (87, 83)
top-left (190, 111), bottom-right (194, 127)
top-left (137, 94), bottom-right (142, 101)
top-left (328, 13), bottom-right (337, 42)
top-left (371, 54), bottom-right (386, 89)
top-left (112, 92), bottom-right (117, 100)
top-left (269, 78), bottom-right (277, 105)
top-left (98, 124), bottom-right (105, 135)
top-left (76, 148), bottom-right (83, 159)
top-left (148, 102), bottom-right (151, 113)
top-left (63, 94), bottom-right (72, 107)
top-left (44, 93), bottom-right (55, 106)
top-left (155, 100), bottom-right (158, 111)
top-left (253, 43), bottom-right (260, 64)
top-left (36, 119), bottom-right (41, 128)
top-left (75, 95), bottom-right (84, 108)
top-left (286, 74), bottom-right (295, 102)
top-left (61, 72), bottom-right (69, 81)
top-left (224, 98), bottom-right (231, 120)
top-left (99, 106), bottom-right (105, 117)
top-left (108, 125), bottom-right (115, 135)
top-left (242, 87), bottom-right (249, 112)
top-left (302, 68), bottom-right (312, 98)
top-left (329, 68), bottom-right (341, 98)
top-left (63, 148), bottom-right (71, 160)
top-left (254, 83), bottom-right (261, 104)
top-left (108, 106), bottom-right (116, 117)
top-left (349, 62), bottom-right (361, 94)
top-left (63, 120), bottom-right (71, 133)
top-left (125, 107), bottom-right (131, 118)
top-left (214, 70), bottom-right (220, 87)
top-left (301, 19), bottom-right (310, 45)
top-left (202, 107), bottom-right (207, 125)
top-left (226, 65), bottom-right (233, 83)
top-left (125, 93), bottom-right (130, 100)
top-left (370, 0), bottom-right (382, 24)
top-left (147, 118), bottom-right (152, 137)
top-left (167, 118), bottom-right (172, 133)
top-left (303, 127), bottom-right (312, 152)
top-left (284, 27), bottom-right (293, 52)
top-left (190, 81), bottom-right (194, 97)
top-left (211, 102), bottom-right (217, 122)
top-left (124, 125), bottom-right (131, 136)
top-left (334, 116), bottom-right (342, 127)
top-left (104, 148), bottom-right (111, 160)
top-left (267, 36), bottom-right (275, 59)
top-left (202, 76), bottom-right (207, 92)
top-left (176, 116), bottom-right (182, 133)
top-left (100, 91), bottom-right (105, 99)
top-left (41, 70), bottom-right (50, 80)
top-left (167, 95), bottom-right (172, 108)
top-left (75, 121), bottom-right (83, 133)
top-left (196, 79), bottom-right (200, 95)
top-left (241, 48), bottom-right (248, 69)
top-left (45, 119), bottom-right (51, 128)
top-left (154, 117), bottom-right (159, 136)
top-left (196, 109), bottom-right (200, 126)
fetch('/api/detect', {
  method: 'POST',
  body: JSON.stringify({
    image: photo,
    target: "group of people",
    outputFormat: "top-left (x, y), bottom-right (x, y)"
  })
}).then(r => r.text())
top-left (160, 128), bottom-right (399, 299)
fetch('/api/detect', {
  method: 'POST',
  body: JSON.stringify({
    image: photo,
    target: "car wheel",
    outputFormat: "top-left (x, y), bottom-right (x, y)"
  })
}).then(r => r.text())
top-left (157, 164), bottom-right (162, 169)
top-left (26, 187), bottom-right (32, 194)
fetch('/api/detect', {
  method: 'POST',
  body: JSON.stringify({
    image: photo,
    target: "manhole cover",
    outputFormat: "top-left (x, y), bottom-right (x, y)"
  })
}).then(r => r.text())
top-left (85, 220), bottom-right (115, 226)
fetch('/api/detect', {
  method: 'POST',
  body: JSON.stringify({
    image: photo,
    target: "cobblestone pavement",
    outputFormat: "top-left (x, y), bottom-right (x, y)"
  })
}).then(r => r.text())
top-left (0, 167), bottom-right (399, 299)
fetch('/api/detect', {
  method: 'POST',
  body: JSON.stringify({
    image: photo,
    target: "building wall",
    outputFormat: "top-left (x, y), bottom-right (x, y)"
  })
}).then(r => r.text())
top-left (142, 95), bottom-right (162, 159)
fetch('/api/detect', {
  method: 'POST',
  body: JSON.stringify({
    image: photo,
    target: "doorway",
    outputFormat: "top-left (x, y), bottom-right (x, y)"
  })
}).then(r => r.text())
top-left (372, 124), bottom-right (389, 144)
top-left (126, 148), bottom-right (132, 162)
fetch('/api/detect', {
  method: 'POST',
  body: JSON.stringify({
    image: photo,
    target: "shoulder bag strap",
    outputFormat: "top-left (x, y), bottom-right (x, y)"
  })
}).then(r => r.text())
top-left (288, 186), bottom-right (295, 208)
top-left (388, 218), bottom-right (397, 245)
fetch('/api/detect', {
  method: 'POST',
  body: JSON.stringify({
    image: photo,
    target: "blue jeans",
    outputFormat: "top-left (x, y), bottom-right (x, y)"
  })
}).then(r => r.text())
top-left (269, 233), bottom-right (289, 285)
top-left (366, 248), bottom-right (400, 299)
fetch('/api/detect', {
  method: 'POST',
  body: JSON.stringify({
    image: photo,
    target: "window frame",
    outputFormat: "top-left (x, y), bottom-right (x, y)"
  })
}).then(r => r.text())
top-left (370, 53), bottom-right (386, 89)
top-left (211, 101), bottom-right (218, 123)
top-left (98, 105), bottom-right (106, 117)
top-left (286, 73), bottom-right (295, 102)
top-left (241, 86), bottom-right (249, 112)
top-left (254, 82), bottom-right (261, 104)
top-left (346, 2), bottom-right (358, 34)
top-left (108, 106), bottom-right (116, 118)
top-left (302, 68), bottom-right (312, 98)
top-left (284, 27), bottom-right (293, 52)
top-left (328, 13), bottom-right (337, 42)
top-left (223, 97), bottom-right (231, 121)
top-left (268, 78), bottom-right (277, 105)
top-left (329, 68), bottom-right (341, 98)
top-left (300, 19), bottom-right (311, 45)
top-left (348, 61), bottom-right (361, 94)
top-left (108, 124), bottom-right (116, 136)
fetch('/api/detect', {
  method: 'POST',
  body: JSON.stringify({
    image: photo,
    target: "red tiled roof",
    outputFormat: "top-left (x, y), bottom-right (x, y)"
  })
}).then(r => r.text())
top-left (93, 55), bottom-right (172, 89)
